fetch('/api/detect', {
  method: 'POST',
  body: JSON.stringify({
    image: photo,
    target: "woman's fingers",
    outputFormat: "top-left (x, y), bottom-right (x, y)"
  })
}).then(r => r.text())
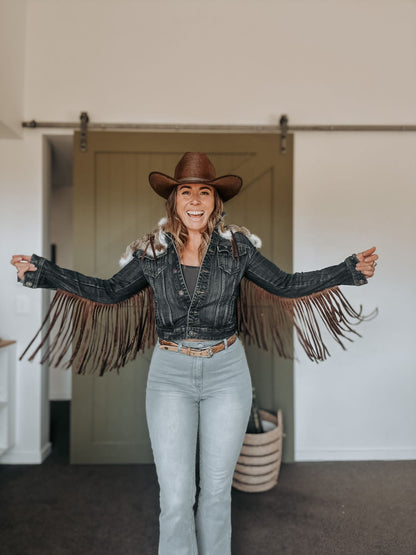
top-left (10, 255), bottom-right (35, 268)
top-left (16, 267), bottom-right (37, 280)
top-left (359, 269), bottom-right (375, 277)
top-left (10, 254), bottom-right (37, 280)
top-left (356, 268), bottom-right (375, 277)
top-left (356, 247), bottom-right (377, 261)
top-left (355, 247), bottom-right (378, 278)
top-left (362, 254), bottom-right (378, 263)
top-left (15, 262), bottom-right (37, 272)
top-left (356, 260), bottom-right (376, 269)
top-left (356, 248), bottom-right (377, 262)
top-left (359, 246), bottom-right (377, 258)
top-left (10, 254), bottom-right (32, 265)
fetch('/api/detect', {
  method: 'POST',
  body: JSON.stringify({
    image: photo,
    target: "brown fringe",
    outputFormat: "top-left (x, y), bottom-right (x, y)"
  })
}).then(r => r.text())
top-left (19, 286), bottom-right (157, 375)
top-left (21, 278), bottom-right (376, 374)
top-left (237, 278), bottom-right (377, 362)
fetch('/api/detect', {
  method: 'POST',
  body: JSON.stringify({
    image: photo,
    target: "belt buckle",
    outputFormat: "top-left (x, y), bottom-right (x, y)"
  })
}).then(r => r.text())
top-left (180, 344), bottom-right (215, 357)
top-left (196, 346), bottom-right (214, 358)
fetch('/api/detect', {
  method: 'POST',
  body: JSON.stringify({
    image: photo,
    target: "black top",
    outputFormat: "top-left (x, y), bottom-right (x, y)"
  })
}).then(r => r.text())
top-left (181, 264), bottom-right (200, 297)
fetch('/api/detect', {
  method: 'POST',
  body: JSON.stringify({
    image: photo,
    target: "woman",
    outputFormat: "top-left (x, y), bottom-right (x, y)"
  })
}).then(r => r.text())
top-left (11, 152), bottom-right (377, 555)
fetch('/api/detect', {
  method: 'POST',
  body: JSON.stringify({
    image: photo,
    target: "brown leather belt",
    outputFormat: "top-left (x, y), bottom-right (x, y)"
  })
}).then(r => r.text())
top-left (159, 334), bottom-right (237, 358)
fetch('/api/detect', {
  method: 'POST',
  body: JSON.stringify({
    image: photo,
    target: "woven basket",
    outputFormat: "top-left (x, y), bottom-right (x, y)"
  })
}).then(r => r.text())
top-left (232, 409), bottom-right (283, 493)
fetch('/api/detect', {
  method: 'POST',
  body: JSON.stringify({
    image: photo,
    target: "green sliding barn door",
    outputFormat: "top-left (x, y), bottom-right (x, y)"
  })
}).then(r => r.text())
top-left (71, 132), bottom-right (294, 463)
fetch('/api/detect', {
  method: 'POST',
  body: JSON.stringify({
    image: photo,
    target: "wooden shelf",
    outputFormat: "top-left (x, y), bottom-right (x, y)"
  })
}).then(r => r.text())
top-left (0, 340), bottom-right (16, 349)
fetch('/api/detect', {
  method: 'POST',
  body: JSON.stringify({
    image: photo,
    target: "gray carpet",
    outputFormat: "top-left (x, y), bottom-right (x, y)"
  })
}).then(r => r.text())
top-left (0, 402), bottom-right (415, 555)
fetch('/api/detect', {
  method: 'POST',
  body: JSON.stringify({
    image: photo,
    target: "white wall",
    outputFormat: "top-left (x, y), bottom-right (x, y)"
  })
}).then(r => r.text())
top-left (294, 133), bottom-right (416, 460)
top-left (0, 0), bottom-right (26, 138)
top-left (0, 0), bottom-right (415, 462)
top-left (0, 132), bottom-right (51, 462)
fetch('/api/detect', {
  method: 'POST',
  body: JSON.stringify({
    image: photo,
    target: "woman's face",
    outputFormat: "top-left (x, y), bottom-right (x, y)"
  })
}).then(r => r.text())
top-left (176, 182), bottom-right (215, 233)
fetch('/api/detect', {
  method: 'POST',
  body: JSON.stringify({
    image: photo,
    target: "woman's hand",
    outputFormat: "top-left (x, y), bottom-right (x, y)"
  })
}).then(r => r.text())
top-left (10, 254), bottom-right (37, 281)
top-left (355, 247), bottom-right (378, 278)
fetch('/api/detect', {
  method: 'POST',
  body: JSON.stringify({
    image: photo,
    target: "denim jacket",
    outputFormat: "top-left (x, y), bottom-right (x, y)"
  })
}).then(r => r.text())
top-left (21, 227), bottom-right (367, 343)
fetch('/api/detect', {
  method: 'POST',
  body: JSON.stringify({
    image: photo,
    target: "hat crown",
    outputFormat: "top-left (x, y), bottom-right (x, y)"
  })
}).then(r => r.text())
top-left (174, 152), bottom-right (216, 182)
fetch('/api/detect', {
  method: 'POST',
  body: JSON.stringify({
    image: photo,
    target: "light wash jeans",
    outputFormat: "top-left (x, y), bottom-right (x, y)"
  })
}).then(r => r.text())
top-left (146, 337), bottom-right (252, 555)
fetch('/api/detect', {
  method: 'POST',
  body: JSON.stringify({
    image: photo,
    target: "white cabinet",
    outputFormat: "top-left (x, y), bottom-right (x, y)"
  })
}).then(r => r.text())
top-left (0, 340), bottom-right (16, 457)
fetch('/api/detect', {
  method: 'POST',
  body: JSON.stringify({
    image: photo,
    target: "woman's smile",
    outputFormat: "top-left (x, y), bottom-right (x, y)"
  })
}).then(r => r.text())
top-left (186, 210), bottom-right (205, 220)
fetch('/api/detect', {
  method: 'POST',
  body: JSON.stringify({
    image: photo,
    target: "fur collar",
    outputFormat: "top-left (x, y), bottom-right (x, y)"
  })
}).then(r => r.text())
top-left (119, 218), bottom-right (262, 267)
top-left (217, 225), bottom-right (262, 249)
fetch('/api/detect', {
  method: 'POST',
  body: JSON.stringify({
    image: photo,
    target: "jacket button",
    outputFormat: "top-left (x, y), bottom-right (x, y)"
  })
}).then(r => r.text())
top-left (173, 269), bottom-right (177, 274)
top-left (26, 281), bottom-right (33, 287)
top-left (189, 331), bottom-right (195, 336)
top-left (178, 290), bottom-right (184, 296)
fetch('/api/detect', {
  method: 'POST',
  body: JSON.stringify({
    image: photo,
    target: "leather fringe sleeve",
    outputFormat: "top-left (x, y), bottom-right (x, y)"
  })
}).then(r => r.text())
top-left (19, 287), bottom-right (157, 375)
top-left (237, 278), bottom-right (377, 362)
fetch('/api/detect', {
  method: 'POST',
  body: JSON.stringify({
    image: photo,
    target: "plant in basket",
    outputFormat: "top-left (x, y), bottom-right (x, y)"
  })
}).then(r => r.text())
top-left (233, 387), bottom-right (284, 493)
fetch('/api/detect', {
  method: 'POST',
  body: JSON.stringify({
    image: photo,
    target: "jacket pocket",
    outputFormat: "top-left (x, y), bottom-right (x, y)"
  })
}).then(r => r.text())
top-left (216, 244), bottom-right (248, 274)
top-left (142, 254), bottom-right (168, 279)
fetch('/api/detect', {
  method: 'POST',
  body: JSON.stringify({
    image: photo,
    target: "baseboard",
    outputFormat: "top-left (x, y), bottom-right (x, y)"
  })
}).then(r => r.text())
top-left (0, 441), bottom-right (52, 464)
top-left (296, 447), bottom-right (416, 462)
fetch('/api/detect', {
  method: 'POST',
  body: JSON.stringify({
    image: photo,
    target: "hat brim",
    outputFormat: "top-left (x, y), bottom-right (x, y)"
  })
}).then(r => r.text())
top-left (149, 171), bottom-right (242, 202)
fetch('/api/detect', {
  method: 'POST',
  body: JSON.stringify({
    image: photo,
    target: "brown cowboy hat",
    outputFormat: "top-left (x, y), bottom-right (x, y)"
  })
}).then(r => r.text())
top-left (148, 152), bottom-right (242, 202)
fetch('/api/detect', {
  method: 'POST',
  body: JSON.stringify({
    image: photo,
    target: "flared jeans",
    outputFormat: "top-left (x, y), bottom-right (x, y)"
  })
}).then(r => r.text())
top-left (146, 337), bottom-right (252, 555)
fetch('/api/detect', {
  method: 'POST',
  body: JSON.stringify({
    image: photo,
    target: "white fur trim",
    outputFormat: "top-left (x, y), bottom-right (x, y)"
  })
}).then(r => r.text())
top-left (249, 233), bottom-right (262, 248)
top-left (218, 228), bottom-right (232, 240)
top-left (157, 229), bottom-right (168, 250)
top-left (119, 220), bottom-right (262, 266)
top-left (218, 227), bottom-right (262, 248)
top-left (154, 217), bottom-right (169, 254)
top-left (119, 250), bottom-right (133, 267)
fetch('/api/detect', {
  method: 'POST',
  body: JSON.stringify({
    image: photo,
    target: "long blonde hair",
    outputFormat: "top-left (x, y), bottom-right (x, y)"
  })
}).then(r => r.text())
top-left (162, 187), bottom-right (224, 263)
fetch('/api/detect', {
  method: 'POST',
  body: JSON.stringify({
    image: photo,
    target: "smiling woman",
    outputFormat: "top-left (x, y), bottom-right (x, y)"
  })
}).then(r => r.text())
top-left (10, 152), bottom-right (378, 555)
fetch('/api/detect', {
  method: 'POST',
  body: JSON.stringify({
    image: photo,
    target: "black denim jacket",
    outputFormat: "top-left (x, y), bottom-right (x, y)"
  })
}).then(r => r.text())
top-left (20, 228), bottom-right (366, 342)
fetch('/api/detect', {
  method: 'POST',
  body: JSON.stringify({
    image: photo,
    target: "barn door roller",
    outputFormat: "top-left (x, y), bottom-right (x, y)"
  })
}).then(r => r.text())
top-left (279, 114), bottom-right (288, 154)
top-left (80, 111), bottom-right (89, 152)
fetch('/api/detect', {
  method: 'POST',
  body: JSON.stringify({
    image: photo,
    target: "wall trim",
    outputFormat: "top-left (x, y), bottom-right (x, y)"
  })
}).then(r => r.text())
top-left (296, 447), bottom-right (416, 462)
top-left (0, 441), bottom-right (52, 465)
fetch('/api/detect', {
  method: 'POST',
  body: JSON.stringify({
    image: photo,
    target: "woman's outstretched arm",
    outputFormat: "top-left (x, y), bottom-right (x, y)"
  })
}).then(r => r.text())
top-left (243, 244), bottom-right (378, 298)
top-left (238, 244), bottom-right (378, 361)
top-left (10, 253), bottom-right (148, 304)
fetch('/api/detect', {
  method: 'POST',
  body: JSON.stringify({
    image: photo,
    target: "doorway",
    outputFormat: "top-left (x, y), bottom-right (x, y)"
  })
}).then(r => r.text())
top-left (46, 131), bottom-right (295, 463)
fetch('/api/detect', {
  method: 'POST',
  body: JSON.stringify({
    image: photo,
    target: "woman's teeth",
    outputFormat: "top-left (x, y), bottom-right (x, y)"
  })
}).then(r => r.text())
top-left (187, 211), bottom-right (204, 217)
